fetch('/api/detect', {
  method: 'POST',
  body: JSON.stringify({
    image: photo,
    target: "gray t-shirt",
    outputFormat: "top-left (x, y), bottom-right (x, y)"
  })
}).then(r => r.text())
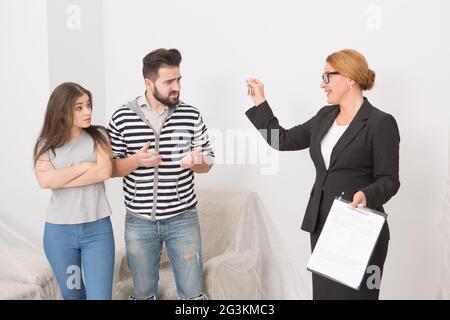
top-left (43, 130), bottom-right (112, 224)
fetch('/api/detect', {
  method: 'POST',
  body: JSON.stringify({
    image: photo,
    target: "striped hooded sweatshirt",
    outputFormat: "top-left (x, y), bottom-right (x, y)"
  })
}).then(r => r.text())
top-left (107, 97), bottom-right (214, 221)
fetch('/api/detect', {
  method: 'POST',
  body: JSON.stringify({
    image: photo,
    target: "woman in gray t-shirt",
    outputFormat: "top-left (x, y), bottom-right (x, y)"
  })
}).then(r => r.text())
top-left (33, 82), bottom-right (115, 300)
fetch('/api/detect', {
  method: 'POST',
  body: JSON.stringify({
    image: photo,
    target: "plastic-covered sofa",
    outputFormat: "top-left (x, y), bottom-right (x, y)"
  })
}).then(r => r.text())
top-left (0, 190), bottom-right (306, 300)
top-left (0, 221), bottom-right (59, 300)
top-left (113, 189), bottom-right (306, 300)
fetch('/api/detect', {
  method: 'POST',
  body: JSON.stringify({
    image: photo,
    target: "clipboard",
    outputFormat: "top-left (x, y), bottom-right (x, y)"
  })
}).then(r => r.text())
top-left (306, 195), bottom-right (387, 290)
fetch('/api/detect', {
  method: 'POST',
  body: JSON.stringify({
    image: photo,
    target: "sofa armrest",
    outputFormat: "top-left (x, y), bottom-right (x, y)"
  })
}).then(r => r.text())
top-left (203, 250), bottom-right (263, 299)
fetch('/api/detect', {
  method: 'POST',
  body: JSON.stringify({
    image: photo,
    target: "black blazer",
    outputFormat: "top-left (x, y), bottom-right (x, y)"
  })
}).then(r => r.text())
top-left (246, 97), bottom-right (400, 237)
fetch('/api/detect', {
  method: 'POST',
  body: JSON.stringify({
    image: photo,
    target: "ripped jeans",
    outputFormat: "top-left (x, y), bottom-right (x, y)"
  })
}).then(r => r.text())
top-left (125, 209), bottom-right (206, 300)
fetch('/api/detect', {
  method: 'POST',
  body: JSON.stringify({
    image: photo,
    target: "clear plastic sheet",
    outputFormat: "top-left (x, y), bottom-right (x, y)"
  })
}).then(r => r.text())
top-left (1, 190), bottom-right (307, 300)
top-left (113, 190), bottom-right (308, 300)
top-left (0, 220), bottom-right (60, 300)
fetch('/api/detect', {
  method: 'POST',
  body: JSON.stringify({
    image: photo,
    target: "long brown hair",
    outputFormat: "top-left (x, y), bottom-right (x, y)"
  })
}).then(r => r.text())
top-left (33, 82), bottom-right (109, 165)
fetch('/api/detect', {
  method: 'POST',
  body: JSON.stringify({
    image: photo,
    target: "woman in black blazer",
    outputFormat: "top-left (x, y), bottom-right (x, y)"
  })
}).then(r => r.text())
top-left (245, 49), bottom-right (400, 300)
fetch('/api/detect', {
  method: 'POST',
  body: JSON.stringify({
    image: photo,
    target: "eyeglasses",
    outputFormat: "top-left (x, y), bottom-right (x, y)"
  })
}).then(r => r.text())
top-left (321, 71), bottom-right (340, 84)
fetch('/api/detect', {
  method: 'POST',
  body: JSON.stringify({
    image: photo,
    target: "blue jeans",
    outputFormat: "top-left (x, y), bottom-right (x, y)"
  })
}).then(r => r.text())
top-left (43, 217), bottom-right (115, 300)
top-left (125, 209), bottom-right (206, 300)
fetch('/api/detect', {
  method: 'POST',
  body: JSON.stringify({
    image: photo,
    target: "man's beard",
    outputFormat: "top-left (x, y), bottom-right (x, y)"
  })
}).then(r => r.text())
top-left (153, 87), bottom-right (179, 108)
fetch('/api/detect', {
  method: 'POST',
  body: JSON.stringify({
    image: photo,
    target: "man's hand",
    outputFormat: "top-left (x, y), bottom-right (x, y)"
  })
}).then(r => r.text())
top-left (180, 147), bottom-right (204, 169)
top-left (134, 142), bottom-right (162, 167)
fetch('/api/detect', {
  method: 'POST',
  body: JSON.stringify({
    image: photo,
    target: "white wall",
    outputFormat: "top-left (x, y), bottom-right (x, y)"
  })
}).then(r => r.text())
top-left (1, 0), bottom-right (449, 299)
top-left (102, 0), bottom-right (450, 299)
top-left (0, 0), bottom-right (49, 243)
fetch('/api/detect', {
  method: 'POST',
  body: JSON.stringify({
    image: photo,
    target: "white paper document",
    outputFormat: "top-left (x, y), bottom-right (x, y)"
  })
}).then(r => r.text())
top-left (307, 197), bottom-right (387, 290)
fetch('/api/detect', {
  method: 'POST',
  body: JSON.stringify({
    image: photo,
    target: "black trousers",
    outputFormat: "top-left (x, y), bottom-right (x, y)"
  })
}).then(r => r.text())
top-left (310, 221), bottom-right (390, 300)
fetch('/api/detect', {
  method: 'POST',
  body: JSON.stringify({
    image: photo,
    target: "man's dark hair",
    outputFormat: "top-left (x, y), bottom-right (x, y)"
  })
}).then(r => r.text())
top-left (142, 48), bottom-right (182, 80)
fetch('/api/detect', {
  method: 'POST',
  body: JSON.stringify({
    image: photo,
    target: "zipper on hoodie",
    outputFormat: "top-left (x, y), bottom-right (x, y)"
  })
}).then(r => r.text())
top-left (152, 131), bottom-right (159, 222)
top-left (148, 109), bottom-right (176, 222)
top-left (137, 117), bottom-right (158, 221)
top-left (129, 98), bottom-right (177, 221)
